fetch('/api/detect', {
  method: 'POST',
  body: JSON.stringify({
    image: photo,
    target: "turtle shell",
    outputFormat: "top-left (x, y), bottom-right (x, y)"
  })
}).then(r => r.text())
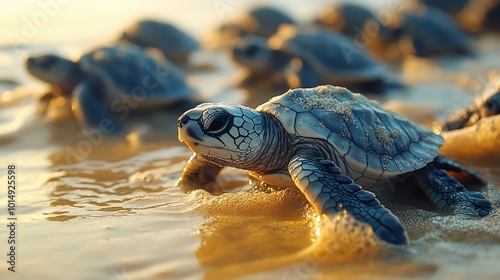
top-left (79, 44), bottom-right (197, 108)
top-left (316, 3), bottom-right (395, 40)
top-left (400, 6), bottom-right (472, 56)
top-left (233, 6), bottom-right (295, 38)
top-left (257, 85), bottom-right (443, 181)
top-left (120, 20), bottom-right (199, 62)
top-left (269, 26), bottom-right (386, 83)
top-left (417, 0), bottom-right (470, 16)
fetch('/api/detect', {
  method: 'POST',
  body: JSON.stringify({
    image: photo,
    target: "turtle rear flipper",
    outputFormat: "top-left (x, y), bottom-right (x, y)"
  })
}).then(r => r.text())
top-left (433, 156), bottom-right (486, 184)
top-left (412, 163), bottom-right (492, 217)
top-left (288, 152), bottom-right (409, 245)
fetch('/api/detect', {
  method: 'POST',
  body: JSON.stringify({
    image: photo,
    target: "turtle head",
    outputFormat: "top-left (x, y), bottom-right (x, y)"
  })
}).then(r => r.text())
top-left (230, 35), bottom-right (276, 74)
top-left (480, 91), bottom-right (500, 118)
top-left (25, 54), bottom-right (81, 94)
top-left (177, 103), bottom-right (266, 168)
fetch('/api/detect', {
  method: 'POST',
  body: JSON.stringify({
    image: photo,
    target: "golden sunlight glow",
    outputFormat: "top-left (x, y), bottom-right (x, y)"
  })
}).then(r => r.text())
top-left (126, 132), bottom-right (141, 146)
top-left (314, 215), bottom-right (321, 237)
top-left (1, 90), bottom-right (13, 103)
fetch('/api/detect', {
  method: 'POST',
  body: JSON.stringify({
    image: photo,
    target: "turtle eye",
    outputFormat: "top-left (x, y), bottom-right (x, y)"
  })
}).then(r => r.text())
top-left (204, 110), bottom-right (232, 135)
top-left (243, 44), bottom-right (261, 57)
top-left (39, 56), bottom-right (57, 69)
top-left (485, 99), bottom-right (494, 109)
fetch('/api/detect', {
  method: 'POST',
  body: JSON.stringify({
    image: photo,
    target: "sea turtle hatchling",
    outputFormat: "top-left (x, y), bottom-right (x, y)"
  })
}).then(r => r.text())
top-left (26, 43), bottom-right (198, 133)
top-left (396, 6), bottom-right (473, 57)
top-left (416, 0), bottom-right (470, 16)
top-left (176, 85), bottom-right (492, 245)
top-left (314, 3), bottom-right (401, 48)
top-left (120, 20), bottom-right (199, 65)
top-left (214, 6), bottom-right (295, 48)
top-left (231, 25), bottom-right (393, 92)
top-left (439, 78), bottom-right (500, 131)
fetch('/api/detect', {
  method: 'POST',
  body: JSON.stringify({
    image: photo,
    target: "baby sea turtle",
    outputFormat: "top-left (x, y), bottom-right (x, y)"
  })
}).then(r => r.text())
top-left (439, 78), bottom-right (500, 131)
top-left (120, 20), bottom-right (199, 65)
top-left (314, 3), bottom-right (400, 54)
top-left (231, 25), bottom-right (391, 92)
top-left (215, 6), bottom-right (295, 48)
top-left (417, 0), bottom-right (496, 33)
top-left (416, 0), bottom-right (470, 16)
top-left (26, 43), bottom-right (197, 133)
top-left (177, 85), bottom-right (492, 245)
top-left (397, 6), bottom-right (473, 57)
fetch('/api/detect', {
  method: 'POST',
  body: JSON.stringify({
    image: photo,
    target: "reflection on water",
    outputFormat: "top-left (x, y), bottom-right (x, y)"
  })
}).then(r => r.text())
top-left (45, 145), bottom-right (189, 220)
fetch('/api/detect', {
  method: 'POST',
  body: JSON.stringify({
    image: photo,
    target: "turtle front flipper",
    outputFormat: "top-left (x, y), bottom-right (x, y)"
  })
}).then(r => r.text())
top-left (288, 153), bottom-right (408, 245)
top-left (412, 163), bottom-right (492, 217)
top-left (411, 37), bottom-right (429, 57)
top-left (72, 80), bottom-right (125, 135)
top-left (176, 153), bottom-right (224, 193)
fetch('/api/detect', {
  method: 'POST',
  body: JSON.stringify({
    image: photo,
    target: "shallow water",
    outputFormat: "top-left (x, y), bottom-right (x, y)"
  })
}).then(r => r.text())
top-left (1, 1), bottom-right (500, 280)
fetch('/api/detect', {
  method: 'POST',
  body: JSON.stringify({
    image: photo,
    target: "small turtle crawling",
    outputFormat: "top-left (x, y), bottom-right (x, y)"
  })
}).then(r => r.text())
top-left (416, 0), bottom-right (470, 16)
top-left (439, 78), bottom-right (500, 131)
top-left (177, 85), bottom-right (492, 245)
top-left (314, 2), bottom-right (401, 56)
top-left (214, 6), bottom-right (295, 48)
top-left (26, 43), bottom-right (198, 134)
top-left (397, 6), bottom-right (473, 57)
top-left (231, 25), bottom-right (394, 92)
top-left (120, 20), bottom-right (199, 65)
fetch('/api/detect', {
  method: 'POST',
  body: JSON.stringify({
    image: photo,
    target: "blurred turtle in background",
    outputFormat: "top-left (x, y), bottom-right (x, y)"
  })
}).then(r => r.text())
top-left (208, 6), bottom-right (296, 49)
top-left (395, 5), bottom-right (474, 57)
top-left (229, 33), bottom-right (291, 88)
top-left (438, 77), bottom-right (500, 131)
top-left (230, 25), bottom-right (397, 93)
top-left (483, 0), bottom-right (500, 32)
top-left (415, 0), bottom-right (500, 33)
top-left (313, 2), bottom-right (402, 60)
top-left (416, 0), bottom-right (471, 16)
top-left (120, 19), bottom-right (199, 66)
top-left (25, 43), bottom-right (200, 138)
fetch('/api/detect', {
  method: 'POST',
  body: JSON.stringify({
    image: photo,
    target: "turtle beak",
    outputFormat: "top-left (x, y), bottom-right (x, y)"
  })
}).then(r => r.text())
top-left (177, 103), bottom-right (216, 143)
top-left (177, 115), bottom-right (189, 143)
top-left (177, 114), bottom-right (203, 144)
top-left (177, 117), bottom-right (206, 153)
top-left (177, 115), bottom-right (188, 129)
